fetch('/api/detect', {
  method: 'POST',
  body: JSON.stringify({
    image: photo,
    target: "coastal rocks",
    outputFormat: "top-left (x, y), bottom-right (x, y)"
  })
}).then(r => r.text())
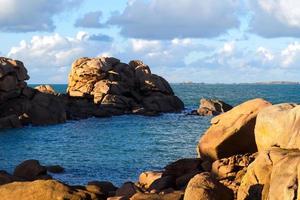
top-left (139, 171), bottom-right (163, 189)
top-left (13, 160), bottom-right (50, 181)
top-left (115, 182), bottom-right (141, 199)
top-left (87, 181), bottom-right (117, 197)
top-left (237, 148), bottom-right (300, 200)
top-left (67, 57), bottom-right (184, 116)
top-left (198, 98), bottom-right (272, 161)
top-left (34, 85), bottom-right (57, 95)
top-left (130, 191), bottom-right (184, 200)
top-left (211, 153), bottom-right (256, 198)
top-left (0, 57), bottom-right (67, 128)
top-left (255, 103), bottom-right (300, 151)
top-left (0, 179), bottom-right (102, 200)
top-left (184, 172), bottom-right (233, 200)
top-left (0, 57), bottom-right (29, 103)
top-left (197, 98), bottom-right (233, 116)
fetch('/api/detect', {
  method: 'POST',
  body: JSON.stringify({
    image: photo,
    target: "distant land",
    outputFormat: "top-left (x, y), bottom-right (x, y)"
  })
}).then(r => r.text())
top-left (179, 81), bottom-right (300, 85)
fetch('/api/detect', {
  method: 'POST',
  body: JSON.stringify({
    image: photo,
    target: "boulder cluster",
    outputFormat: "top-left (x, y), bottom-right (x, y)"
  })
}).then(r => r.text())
top-left (194, 98), bottom-right (233, 116)
top-left (0, 57), bottom-right (184, 129)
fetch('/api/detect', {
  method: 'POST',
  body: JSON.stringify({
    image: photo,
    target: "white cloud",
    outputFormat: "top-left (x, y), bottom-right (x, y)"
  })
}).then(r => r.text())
top-left (7, 32), bottom-right (112, 83)
top-left (131, 39), bottom-right (161, 52)
top-left (281, 42), bottom-right (300, 67)
top-left (0, 0), bottom-right (82, 32)
top-left (249, 0), bottom-right (300, 37)
top-left (108, 0), bottom-right (240, 39)
top-left (257, 47), bottom-right (274, 62)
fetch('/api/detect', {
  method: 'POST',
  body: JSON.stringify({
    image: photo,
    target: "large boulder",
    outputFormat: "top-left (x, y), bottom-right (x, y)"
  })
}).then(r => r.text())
top-left (0, 57), bottom-right (67, 128)
top-left (237, 148), bottom-right (300, 200)
top-left (67, 57), bottom-right (184, 116)
top-left (13, 160), bottom-right (49, 181)
top-left (197, 98), bottom-right (233, 116)
top-left (184, 172), bottom-right (233, 200)
top-left (198, 98), bottom-right (271, 161)
top-left (255, 103), bottom-right (300, 151)
top-left (0, 179), bottom-right (101, 200)
top-left (34, 85), bottom-right (57, 95)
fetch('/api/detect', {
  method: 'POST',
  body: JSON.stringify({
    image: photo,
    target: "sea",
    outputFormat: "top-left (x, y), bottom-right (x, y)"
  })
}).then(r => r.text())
top-left (0, 84), bottom-right (299, 186)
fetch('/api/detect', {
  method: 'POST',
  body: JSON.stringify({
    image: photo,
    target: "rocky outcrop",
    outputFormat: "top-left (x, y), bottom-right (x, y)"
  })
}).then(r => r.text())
top-left (34, 85), bottom-right (57, 95)
top-left (184, 172), bottom-right (233, 200)
top-left (0, 179), bottom-right (103, 200)
top-left (198, 98), bottom-right (271, 161)
top-left (237, 148), bottom-right (300, 200)
top-left (255, 103), bottom-right (300, 151)
top-left (0, 57), bottom-right (66, 128)
top-left (197, 98), bottom-right (233, 116)
top-left (67, 57), bottom-right (184, 116)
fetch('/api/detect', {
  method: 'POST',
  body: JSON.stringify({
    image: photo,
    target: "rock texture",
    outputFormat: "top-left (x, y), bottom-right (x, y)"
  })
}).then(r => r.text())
top-left (0, 179), bottom-right (102, 200)
top-left (198, 98), bottom-right (271, 161)
top-left (34, 85), bottom-right (57, 95)
top-left (67, 57), bottom-right (184, 116)
top-left (255, 103), bottom-right (300, 151)
top-left (197, 98), bottom-right (233, 116)
top-left (237, 148), bottom-right (300, 200)
top-left (184, 172), bottom-right (233, 200)
top-left (0, 57), bottom-right (66, 128)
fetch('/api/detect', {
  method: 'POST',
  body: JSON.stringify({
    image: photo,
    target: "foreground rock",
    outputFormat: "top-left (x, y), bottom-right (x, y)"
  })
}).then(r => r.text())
top-left (238, 148), bottom-right (300, 200)
top-left (255, 103), bottom-right (300, 151)
top-left (67, 57), bottom-right (184, 116)
top-left (0, 180), bottom-right (103, 200)
top-left (197, 98), bottom-right (233, 116)
top-left (198, 98), bottom-right (271, 161)
top-left (184, 172), bottom-right (233, 200)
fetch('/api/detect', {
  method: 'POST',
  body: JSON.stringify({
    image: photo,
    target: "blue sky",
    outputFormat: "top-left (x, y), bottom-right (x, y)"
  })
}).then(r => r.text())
top-left (1, 0), bottom-right (300, 83)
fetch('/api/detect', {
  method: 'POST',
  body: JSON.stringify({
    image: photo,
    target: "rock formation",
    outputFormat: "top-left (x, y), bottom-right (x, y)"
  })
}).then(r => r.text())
top-left (0, 56), bottom-right (184, 129)
top-left (67, 57), bottom-right (184, 116)
top-left (197, 98), bottom-right (233, 116)
top-left (197, 98), bottom-right (271, 161)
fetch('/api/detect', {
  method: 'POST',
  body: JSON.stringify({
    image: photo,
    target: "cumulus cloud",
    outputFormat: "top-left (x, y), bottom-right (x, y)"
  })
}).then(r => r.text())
top-left (0, 0), bottom-right (82, 32)
top-left (75, 11), bottom-right (106, 28)
top-left (281, 42), bottom-right (300, 68)
top-left (7, 32), bottom-right (112, 83)
top-left (249, 0), bottom-right (300, 37)
top-left (108, 0), bottom-right (240, 39)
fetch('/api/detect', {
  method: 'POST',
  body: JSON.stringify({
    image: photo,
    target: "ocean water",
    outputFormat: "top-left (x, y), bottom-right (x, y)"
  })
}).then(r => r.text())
top-left (0, 84), bottom-right (300, 186)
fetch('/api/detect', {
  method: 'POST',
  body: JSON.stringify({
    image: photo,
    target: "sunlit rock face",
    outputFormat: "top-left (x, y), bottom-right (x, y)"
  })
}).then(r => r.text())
top-left (67, 57), bottom-right (184, 116)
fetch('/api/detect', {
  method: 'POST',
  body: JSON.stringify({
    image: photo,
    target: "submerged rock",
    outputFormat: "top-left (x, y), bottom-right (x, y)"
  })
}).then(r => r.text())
top-left (197, 98), bottom-right (233, 116)
top-left (197, 98), bottom-right (271, 161)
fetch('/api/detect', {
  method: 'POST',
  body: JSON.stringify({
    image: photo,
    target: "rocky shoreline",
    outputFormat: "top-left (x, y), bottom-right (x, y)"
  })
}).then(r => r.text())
top-left (1, 57), bottom-right (300, 199)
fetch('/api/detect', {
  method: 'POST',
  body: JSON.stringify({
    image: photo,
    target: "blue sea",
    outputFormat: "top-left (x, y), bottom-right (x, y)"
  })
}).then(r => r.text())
top-left (0, 84), bottom-right (300, 186)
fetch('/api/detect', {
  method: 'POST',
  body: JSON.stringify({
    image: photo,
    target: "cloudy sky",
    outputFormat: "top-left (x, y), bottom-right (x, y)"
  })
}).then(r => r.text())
top-left (1, 0), bottom-right (300, 83)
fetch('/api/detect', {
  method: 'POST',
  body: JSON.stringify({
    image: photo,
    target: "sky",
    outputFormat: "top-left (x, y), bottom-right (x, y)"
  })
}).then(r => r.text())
top-left (1, 0), bottom-right (300, 83)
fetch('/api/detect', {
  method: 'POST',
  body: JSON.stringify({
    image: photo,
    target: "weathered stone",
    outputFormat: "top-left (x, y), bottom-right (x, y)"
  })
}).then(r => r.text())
top-left (13, 160), bottom-right (48, 181)
top-left (130, 191), bottom-right (183, 200)
top-left (46, 165), bottom-right (64, 173)
top-left (255, 103), bottom-right (300, 151)
top-left (139, 171), bottom-right (163, 189)
top-left (115, 182), bottom-right (141, 199)
top-left (184, 172), bottom-right (233, 200)
top-left (34, 85), bottom-right (57, 95)
top-left (197, 98), bottom-right (233, 116)
top-left (198, 98), bottom-right (272, 161)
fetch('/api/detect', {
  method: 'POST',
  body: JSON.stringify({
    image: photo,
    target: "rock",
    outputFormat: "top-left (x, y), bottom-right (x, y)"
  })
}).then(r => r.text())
top-left (108, 197), bottom-right (127, 200)
top-left (197, 98), bottom-right (233, 116)
top-left (0, 179), bottom-right (101, 200)
top-left (237, 147), bottom-right (300, 200)
top-left (46, 165), bottom-right (64, 173)
top-left (164, 158), bottom-right (203, 178)
top-left (139, 171), bottom-right (163, 189)
top-left (184, 172), bottom-right (233, 200)
top-left (175, 170), bottom-right (199, 189)
top-left (87, 181), bottom-right (117, 196)
top-left (67, 57), bottom-right (184, 117)
top-left (115, 182), bottom-right (141, 199)
top-left (198, 98), bottom-right (272, 161)
top-left (34, 85), bottom-right (57, 95)
top-left (148, 176), bottom-right (175, 193)
top-left (130, 191), bottom-right (183, 200)
top-left (211, 153), bottom-right (257, 198)
top-left (0, 114), bottom-right (22, 129)
top-left (0, 170), bottom-right (22, 185)
top-left (255, 103), bottom-right (300, 151)
top-left (13, 159), bottom-right (49, 181)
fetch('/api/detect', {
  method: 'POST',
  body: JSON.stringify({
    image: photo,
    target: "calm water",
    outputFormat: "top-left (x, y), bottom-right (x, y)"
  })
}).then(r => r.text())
top-left (0, 84), bottom-right (300, 186)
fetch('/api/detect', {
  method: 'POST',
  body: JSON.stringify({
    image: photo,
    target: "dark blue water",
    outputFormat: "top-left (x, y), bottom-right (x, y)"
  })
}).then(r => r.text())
top-left (0, 84), bottom-right (299, 186)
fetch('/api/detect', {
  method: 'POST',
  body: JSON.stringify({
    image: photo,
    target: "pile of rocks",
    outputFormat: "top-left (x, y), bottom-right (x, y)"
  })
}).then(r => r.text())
top-left (192, 98), bottom-right (233, 116)
top-left (0, 57), bottom-right (66, 129)
top-left (0, 56), bottom-right (184, 128)
top-left (66, 57), bottom-right (184, 117)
